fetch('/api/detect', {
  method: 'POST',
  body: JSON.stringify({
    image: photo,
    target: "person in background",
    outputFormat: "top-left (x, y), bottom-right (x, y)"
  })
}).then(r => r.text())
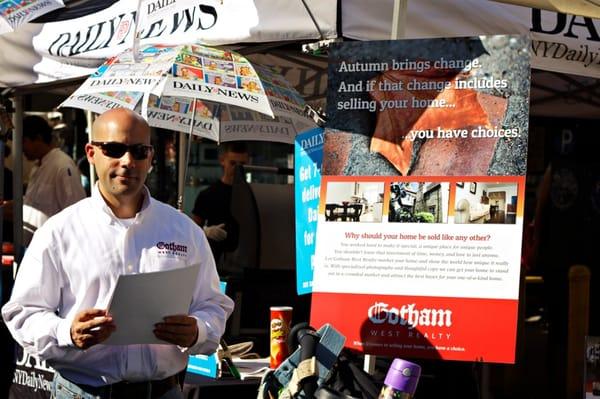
top-left (2, 108), bottom-right (233, 399)
top-left (1, 115), bottom-right (86, 245)
top-left (192, 142), bottom-right (249, 268)
top-left (1, 139), bottom-right (13, 244)
top-left (0, 109), bottom-right (14, 242)
top-left (162, 134), bottom-right (178, 206)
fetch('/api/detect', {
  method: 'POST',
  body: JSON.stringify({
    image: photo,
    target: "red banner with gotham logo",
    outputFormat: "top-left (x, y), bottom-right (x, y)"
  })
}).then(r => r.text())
top-left (311, 292), bottom-right (518, 363)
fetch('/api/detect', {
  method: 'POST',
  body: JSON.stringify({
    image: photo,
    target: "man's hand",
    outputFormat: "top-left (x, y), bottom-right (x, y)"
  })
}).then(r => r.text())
top-left (70, 309), bottom-right (115, 350)
top-left (203, 223), bottom-right (227, 242)
top-left (154, 315), bottom-right (198, 347)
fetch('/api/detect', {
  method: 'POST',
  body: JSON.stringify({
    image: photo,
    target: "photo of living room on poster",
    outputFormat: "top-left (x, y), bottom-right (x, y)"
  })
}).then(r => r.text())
top-left (324, 181), bottom-right (384, 222)
top-left (454, 182), bottom-right (518, 224)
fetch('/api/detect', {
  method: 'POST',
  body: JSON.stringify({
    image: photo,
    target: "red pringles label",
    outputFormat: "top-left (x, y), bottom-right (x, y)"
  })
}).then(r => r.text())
top-left (270, 306), bottom-right (293, 368)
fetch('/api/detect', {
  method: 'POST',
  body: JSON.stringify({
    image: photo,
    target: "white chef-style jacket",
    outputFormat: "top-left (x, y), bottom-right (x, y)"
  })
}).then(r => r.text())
top-left (2, 184), bottom-right (234, 386)
top-left (22, 147), bottom-right (86, 245)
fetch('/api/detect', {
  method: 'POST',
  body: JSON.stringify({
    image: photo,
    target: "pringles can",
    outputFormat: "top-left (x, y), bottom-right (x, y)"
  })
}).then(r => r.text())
top-left (269, 306), bottom-right (292, 368)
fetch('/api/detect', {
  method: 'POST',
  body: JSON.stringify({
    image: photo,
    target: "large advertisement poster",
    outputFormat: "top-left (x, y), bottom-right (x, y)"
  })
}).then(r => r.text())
top-left (310, 36), bottom-right (531, 364)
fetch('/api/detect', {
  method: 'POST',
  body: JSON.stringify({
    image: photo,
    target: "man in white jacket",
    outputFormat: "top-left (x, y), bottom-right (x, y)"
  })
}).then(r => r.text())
top-left (2, 108), bottom-right (233, 399)
top-left (1, 115), bottom-right (86, 245)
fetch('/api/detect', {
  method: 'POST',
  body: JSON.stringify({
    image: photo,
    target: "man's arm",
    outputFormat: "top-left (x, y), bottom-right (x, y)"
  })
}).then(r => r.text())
top-left (191, 191), bottom-right (206, 227)
top-left (192, 206), bottom-right (227, 242)
top-left (1, 226), bottom-right (73, 360)
top-left (191, 213), bottom-right (204, 226)
top-left (2, 224), bottom-right (117, 356)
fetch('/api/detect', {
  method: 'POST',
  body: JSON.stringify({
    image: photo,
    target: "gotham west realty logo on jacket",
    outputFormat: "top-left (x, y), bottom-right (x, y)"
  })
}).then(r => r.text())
top-left (156, 241), bottom-right (188, 257)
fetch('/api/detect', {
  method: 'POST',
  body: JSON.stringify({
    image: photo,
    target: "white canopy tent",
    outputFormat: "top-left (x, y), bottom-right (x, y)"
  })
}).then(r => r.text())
top-left (1, 0), bottom-right (599, 104)
top-left (0, 0), bottom-right (337, 86)
top-left (1, 0), bottom-right (599, 115)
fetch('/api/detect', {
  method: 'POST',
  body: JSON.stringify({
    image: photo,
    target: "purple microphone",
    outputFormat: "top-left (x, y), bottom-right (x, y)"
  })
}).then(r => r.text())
top-left (378, 358), bottom-right (421, 399)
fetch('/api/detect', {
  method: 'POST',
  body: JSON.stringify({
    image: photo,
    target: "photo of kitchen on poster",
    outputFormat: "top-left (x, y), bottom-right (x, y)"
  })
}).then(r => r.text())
top-left (310, 35), bottom-right (531, 363)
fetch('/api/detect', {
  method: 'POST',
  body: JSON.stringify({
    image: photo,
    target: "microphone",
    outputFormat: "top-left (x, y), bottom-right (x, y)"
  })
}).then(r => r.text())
top-left (379, 358), bottom-right (421, 398)
top-left (288, 323), bottom-right (320, 397)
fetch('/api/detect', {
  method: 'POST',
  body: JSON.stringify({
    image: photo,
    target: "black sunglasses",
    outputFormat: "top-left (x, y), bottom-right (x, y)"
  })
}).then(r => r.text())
top-left (91, 141), bottom-right (153, 160)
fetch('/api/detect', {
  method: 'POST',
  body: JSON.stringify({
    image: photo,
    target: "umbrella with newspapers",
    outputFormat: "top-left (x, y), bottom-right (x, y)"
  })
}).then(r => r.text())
top-left (0, 0), bottom-right (64, 34)
top-left (60, 43), bottom-right (315, 209)
top-left (61, 43), bottom-right (315, 145)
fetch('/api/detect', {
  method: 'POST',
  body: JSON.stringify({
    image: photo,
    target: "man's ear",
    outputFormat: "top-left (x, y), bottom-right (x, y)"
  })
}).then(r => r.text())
top-left (84, 143), bottom-right (96, 165)
top-left (147, 147), bottom-right (155, 166)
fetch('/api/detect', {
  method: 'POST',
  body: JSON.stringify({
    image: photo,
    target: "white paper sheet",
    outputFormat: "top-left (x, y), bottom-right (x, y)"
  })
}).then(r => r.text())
top-left (234, 357), bottom-right (271, 380)
top-left (104, 264), bottom-right (200, 345)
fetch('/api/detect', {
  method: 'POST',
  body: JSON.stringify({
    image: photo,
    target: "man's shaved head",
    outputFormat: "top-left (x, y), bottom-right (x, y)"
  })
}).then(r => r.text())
top-left (92, 108), bottom-right (150, 143)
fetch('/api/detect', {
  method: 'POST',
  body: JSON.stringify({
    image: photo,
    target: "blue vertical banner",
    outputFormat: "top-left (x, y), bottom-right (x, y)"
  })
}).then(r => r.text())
top-left (294, 127), bottom-right (324, 295)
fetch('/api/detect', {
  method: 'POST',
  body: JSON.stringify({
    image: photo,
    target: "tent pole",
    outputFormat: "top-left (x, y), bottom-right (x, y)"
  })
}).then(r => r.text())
top-left (132, 0), bottom-right (143, 61)
top-left (390, 0), bottom-right (408, 40)
top-left (11, 96), bottom-right (23, 264)
top-left (86, 110), bottom-right (95, 188)
top-left (177, 132), bottom-right (187, 211)
top-left (177, 100), bottom-right (197, 211)
top-left (300, 0), bottom-right (325, 40)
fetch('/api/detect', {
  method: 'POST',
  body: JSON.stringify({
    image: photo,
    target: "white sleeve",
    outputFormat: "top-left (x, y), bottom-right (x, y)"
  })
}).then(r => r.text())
top-left (186, 227), bottom-right (234, 355)
top-left (1, 226), bottom-right (73, 360)
top-left (56, 165), bottom-right (87, 208)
